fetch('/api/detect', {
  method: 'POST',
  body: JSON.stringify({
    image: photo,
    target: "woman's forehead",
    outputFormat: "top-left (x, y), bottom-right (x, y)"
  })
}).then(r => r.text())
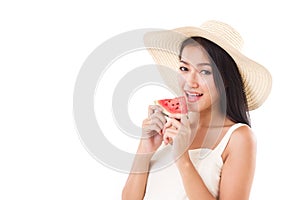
top-left (180, 45), bottom-right (212, 68)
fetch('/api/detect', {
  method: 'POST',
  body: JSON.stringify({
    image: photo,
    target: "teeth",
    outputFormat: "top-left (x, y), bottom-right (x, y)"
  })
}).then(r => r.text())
top-left (186, 92), bottom-right (203, 97)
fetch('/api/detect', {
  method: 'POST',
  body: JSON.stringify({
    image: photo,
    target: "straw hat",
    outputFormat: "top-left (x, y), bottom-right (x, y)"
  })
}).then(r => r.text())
top-left (144, 20), bottom-right (272, 110)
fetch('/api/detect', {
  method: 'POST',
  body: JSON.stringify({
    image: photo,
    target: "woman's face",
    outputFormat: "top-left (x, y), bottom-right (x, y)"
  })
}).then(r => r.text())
top-left (178, 44), bottom-right (220, 113)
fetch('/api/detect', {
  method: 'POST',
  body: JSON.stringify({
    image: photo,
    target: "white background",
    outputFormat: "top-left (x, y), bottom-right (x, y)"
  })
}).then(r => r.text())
top-left (1, 0), bottom-right (300, 199)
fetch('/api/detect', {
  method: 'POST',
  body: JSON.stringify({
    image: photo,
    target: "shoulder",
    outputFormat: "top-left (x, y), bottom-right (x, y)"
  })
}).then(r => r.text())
top-left (230, 125), bottom-right (256, 149)
top-left (223, 124), bottom-right (257, 161)
top-left (229, 125), bottom-right (256, 146)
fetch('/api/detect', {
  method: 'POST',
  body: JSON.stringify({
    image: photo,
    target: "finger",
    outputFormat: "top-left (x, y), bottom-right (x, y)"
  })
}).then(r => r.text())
top-left (148, 105), bottom-right (155, 117)
top-left (143, 119), bottom-right (163, 135)
top-left (148, 105), bottom-right (164, 117)
top-left (167, 113), bottom-right (182, 120)
top-left (180, 114), bottom-right (189, 126)
top-left (164, 136), bottom-right (173, 145)
top-left (164, 120), bottom-right (172, 129)
top-left (151, 112), bottom-right (167, 124)
top-left (149, 117), bottom-right (164, 130)
top-left (163, 129), bottom-right (177, 145)
top-left (163, 119), bottom-right (180, 134)
top-left (147, 124), bottom-right (162, 135)
top-left (168, 118), bottom-right (182, 130)
top-left (153, 125), bottom-right (163, 134)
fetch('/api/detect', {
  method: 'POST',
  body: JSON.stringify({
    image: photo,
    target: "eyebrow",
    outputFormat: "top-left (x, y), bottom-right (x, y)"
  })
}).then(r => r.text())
top-left (180, 60), bottom-right (212, 67)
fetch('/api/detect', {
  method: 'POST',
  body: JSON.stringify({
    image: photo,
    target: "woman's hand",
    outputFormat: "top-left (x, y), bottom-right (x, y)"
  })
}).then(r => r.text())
top-left (138, 105), bottom-right (167, 154)
top-left (163, 114), bottom-right (196, 162)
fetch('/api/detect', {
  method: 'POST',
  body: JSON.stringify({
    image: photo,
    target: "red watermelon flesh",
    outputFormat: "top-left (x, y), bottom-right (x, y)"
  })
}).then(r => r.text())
top-left (154, 96), bottom-right (188, 116)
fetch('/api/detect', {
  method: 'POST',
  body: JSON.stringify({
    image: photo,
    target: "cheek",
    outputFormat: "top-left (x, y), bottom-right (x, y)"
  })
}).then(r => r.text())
top-left (207, 82), bottom-right (219, 100)
top-left (177, 73), bottom-right (185, 89)
top-left (201, 78), bottom-right (219, 98)
top-left (199, 77), bottom-right (215, 90)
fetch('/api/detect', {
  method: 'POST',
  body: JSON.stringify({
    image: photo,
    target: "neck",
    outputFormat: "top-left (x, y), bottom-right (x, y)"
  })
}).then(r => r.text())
top-left (188, 106), bottom-right (234, 150)
top-left (188, 105), bottom-right (231, 130)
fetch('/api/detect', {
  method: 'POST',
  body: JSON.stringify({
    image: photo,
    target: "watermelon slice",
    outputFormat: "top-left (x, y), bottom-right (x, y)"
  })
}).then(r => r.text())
top-left (154, 96), bottom-right (188, 116)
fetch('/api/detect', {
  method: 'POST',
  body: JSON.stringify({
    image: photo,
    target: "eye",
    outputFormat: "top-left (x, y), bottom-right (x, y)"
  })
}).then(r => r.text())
top-left (200, 70), bottom-right (212, 75)
top-left (179, 66), bottom-right (188, 71)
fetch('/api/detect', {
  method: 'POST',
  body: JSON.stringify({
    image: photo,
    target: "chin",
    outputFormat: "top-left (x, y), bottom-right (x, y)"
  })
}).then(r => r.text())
top-left (187, 103), bottom-right (202, 113)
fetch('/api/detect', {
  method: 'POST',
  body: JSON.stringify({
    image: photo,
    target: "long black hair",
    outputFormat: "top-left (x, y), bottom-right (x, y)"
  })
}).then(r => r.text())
top-left (179, 37), bottom-right (251, 127)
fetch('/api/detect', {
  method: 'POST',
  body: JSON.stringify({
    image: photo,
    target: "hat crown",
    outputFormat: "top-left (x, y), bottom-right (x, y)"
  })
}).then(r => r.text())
top-left (201, 20), bottom-right (244, 50)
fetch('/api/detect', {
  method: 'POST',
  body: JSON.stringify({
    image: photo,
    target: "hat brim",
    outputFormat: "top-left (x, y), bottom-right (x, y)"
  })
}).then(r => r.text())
top-left (144, 27), bottom-right (272, 110)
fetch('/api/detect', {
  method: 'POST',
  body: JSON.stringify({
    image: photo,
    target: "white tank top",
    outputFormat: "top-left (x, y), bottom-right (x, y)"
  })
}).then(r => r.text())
top-left (143, 123), bottom-right (246, 199)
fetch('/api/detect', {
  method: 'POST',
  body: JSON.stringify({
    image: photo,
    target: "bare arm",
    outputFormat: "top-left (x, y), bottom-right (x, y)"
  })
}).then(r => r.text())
top-left (122, 147), bottom-right (152, 200)
top-left (219, 125), bottom-right (256, 200)
top-left (122, 105), bottom-right (166, 200)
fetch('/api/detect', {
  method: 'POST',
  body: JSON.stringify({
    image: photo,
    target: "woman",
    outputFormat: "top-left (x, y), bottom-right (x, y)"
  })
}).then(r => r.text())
top-left (122, 20), bottom-right (272, 200)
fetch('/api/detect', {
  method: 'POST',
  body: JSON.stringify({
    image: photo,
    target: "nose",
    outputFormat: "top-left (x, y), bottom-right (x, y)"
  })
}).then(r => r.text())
top-left (185, 70), bottom-right (199, 88)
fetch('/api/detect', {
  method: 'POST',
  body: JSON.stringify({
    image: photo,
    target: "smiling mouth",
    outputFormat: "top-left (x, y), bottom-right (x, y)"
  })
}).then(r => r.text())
top-left (185, 91), bottom-right (203, 102)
